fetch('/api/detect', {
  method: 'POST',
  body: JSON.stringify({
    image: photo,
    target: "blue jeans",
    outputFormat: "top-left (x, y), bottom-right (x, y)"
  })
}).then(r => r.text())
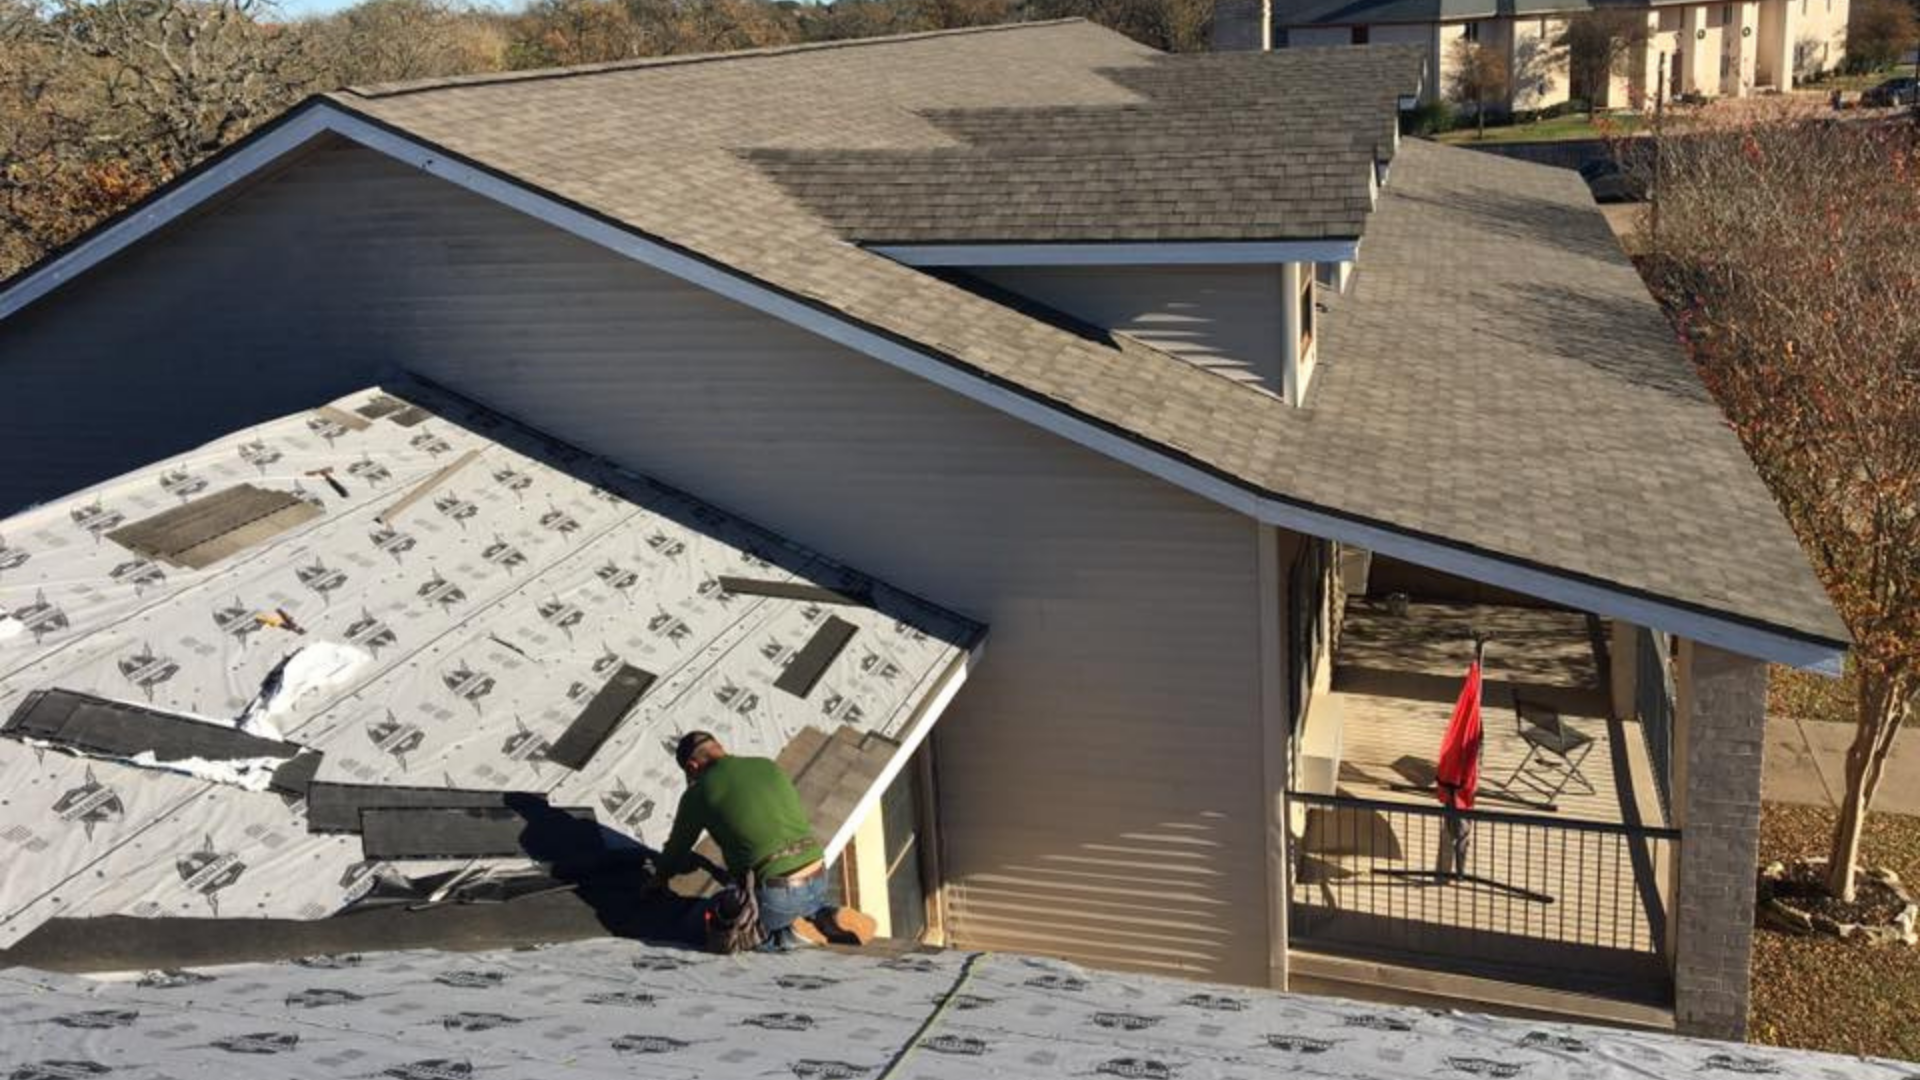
top-left (755, 873), bottom-right (829, 952)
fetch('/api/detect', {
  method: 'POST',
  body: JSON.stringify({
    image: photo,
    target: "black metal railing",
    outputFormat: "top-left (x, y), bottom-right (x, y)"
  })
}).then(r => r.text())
top-left (1288, 791), bottom-right (1680, 985)
top-left (1635, 627), bottom-right (1678, 817)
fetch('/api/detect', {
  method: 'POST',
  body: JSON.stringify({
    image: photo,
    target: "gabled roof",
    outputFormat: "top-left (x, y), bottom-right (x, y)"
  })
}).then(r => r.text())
top-left (748, 47), bottom-right (1418, 243)
top-left (0, 21), bottom-right (1846, 668)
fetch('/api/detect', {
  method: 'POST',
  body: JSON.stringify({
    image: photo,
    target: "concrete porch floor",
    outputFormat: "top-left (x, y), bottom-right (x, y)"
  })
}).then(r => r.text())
top-left (1326, 598), bottom-right (1667, 828)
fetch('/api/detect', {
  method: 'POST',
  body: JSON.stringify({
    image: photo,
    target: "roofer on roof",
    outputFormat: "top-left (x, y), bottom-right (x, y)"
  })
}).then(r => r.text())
top-left (650, 731), bottom-right (877, 950)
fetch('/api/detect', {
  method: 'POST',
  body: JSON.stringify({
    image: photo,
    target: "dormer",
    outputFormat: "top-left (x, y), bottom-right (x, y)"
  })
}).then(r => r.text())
top-left (869, 244), bottom-right (1352, 405)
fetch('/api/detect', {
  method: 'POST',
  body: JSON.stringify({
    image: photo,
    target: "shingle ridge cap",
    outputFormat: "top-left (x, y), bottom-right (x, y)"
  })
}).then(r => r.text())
top-left (336, 18), bottom-right (1108, 100)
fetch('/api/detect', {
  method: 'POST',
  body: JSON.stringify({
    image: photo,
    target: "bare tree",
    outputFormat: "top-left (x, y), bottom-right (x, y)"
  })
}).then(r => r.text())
top-left (1641, 109), bottom-right (1920, 903)
top-left (57, 0), bottom-right (312, 176)
top-left (1555, 7), bottom-right (1647, 113)
top-left (303, 0), bottom-right (507, 88)
top-left (1447, 37), bottom-right (1509, 138)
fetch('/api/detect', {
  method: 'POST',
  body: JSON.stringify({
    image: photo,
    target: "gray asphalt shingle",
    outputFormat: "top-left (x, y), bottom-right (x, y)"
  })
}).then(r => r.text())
top-left (305, 21), bottom-right (1842, 650)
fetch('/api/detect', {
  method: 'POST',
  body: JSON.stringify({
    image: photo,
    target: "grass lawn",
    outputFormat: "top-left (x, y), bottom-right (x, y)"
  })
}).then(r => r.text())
top-left (1770, 661), bottom-right (1860, 727)
top-left (1750, 802), bottom-right (1920, 1060)
top-left (1433, 111), bottom-right (1644, 145)
top-left (1799, 66), bottom-right (1912, 94)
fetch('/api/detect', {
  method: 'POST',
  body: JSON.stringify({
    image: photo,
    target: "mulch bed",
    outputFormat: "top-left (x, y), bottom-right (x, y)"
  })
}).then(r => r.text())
top-left (1750, 802), bottom-right (1920, 1060)
top-left (1764, 859), bottom-right (1908, 927)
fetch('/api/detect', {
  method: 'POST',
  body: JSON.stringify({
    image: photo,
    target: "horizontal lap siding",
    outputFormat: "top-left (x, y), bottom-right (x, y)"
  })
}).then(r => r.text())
top-left (2, 144), bottom-right (1272, 985)
top-left (0, 139), bottom-right (399, 513)
top-left (974, 265), bottom-right (1285, 395)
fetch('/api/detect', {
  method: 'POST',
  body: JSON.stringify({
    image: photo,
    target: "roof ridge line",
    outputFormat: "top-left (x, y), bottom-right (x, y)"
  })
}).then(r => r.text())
top-left (338, 18), bottom-right (1103, 100)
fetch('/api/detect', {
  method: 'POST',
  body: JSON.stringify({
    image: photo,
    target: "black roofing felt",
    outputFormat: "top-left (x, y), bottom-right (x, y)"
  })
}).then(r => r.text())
top-left (305, 782), bottom-right (553, 834)
top-left (3, 689), bottom-right (319, 797)
top-left (544, 664), bottom-right (658, 770)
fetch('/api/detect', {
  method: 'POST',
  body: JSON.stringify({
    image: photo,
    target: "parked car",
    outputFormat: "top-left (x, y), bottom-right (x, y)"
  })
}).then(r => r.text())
top-left (1579, 157), bottom-right (1649, 204)
top-left (1861, 76), bottom-right (1919, 107)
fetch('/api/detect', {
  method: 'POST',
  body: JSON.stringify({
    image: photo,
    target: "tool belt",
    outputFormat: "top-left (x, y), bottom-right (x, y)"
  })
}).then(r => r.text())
top-left (755, 838), bottom-right (824, 884)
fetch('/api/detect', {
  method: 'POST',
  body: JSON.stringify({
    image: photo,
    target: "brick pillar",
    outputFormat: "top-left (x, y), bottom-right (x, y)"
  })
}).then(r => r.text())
top-left (1212, 0), bottom-right (1270, 52)
top-left (1672, 641), bottom-right (1767, 1040)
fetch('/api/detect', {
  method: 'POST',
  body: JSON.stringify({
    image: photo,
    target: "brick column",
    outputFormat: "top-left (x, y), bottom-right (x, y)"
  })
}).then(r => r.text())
top-left (1212, 0), bottom-right (1270, 52)
top-left (1672, 641), bottom-right (1768, 1040)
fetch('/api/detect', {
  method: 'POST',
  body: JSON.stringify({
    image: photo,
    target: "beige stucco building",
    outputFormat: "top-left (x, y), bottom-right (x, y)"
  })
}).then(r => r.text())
top-left (1218, 0), bottom-right (1851, 108)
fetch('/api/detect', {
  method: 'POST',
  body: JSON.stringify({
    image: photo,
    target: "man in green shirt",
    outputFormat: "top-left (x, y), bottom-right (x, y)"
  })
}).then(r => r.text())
top-left (652, 731), bottom-right (876, 950)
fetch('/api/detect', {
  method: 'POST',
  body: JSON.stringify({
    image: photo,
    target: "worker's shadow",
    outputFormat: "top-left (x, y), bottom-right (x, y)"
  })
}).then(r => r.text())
top-left (503, 794), bottom-right (711, 947)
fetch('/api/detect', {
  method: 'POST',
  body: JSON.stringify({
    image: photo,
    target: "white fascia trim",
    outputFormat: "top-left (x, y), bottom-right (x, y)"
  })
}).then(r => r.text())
top-left (868, 240), bottom-right (1362, 267)
top-left (0, 101), bottom-right (1845, 674)
top-left (0, 106), bottom-right (339, 322)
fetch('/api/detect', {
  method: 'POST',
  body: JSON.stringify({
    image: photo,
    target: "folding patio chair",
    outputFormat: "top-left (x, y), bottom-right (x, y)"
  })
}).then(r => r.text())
top-left (1496, 695), bottom-right (1596, 806)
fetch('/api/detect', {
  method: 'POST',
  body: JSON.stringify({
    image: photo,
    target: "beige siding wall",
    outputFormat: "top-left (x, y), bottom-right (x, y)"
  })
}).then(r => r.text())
top-left (973, 265), bottom-right (1285, 396)
top-left (1512, 16), bottom-right (1574, 109)
top-left (0, 142), bottom-right (1275, 986)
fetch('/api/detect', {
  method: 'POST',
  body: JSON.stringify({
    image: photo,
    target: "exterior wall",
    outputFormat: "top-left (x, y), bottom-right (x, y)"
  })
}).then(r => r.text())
top-left (1755, 0), bottom-right (1792, 87)
top-left (0, 141), bottom-right (390, 513)
top-left (1790, 0), bottom-right (1848, 79)
top-left (0, 142), bottom-right (1275, 986)
top-left (1376, 21), bottom-right (1449, 101)
top-left (1286, 25), bottom-right (1355, 45)
top-left (1512, 16), bottom-right (1575, 109)
top-left (1671, 641), bottom-right (1768, 1040)
top-left (1214, 0), bottom-right (1271, 50)
top-left (973, 265), bottom-right (1286, 396)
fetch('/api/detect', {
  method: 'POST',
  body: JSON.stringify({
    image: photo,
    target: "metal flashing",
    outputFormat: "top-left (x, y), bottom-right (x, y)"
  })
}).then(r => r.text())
top-left (718, 576), bottom-right (871, 606)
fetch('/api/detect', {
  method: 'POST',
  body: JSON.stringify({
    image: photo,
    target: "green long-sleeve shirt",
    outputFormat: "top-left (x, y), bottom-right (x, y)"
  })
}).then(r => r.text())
top-left (656, 755), bottom-right (823, 880)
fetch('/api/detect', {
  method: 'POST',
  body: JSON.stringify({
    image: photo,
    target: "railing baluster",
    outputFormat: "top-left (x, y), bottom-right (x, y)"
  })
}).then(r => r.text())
top-left (1282, 790), bottom-right (1680, 985)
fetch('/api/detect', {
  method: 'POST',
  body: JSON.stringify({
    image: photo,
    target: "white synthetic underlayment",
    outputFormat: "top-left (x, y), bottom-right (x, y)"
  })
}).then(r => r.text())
top-left (123, 751), bottom-right (291, 792)
top-left (0, 385), bottom-right (978, 948)
top-left (0, 938), bottom-right (1909, 1078)
top-left (236, 641), bottom-right (373, 741)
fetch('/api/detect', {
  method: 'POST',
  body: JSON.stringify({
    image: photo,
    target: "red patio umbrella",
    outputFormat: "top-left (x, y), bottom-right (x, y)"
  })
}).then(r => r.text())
top-left (1434, 649), bottom-right (1484, 812)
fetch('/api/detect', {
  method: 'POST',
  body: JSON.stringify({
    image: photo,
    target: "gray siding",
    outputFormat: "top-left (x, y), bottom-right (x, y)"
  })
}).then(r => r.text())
top-left (974, 265), bottom-right (1285, 395)
top-left (0, 142), bottom-right (1274, 986)
top-left (0, 139), bottom-right (393, 512)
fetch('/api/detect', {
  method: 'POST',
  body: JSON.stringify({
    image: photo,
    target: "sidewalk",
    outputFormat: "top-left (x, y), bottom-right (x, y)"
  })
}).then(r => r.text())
top-left (1763, 715), bottom-right (1920, 816)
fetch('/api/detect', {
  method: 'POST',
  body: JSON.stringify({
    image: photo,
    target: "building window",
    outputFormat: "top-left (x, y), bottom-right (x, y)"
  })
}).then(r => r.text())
top-left (1722, 3), bottom-right (1733, 22)
top-left (1352, 25), bottom-right (1369, 44)
top-left (1463, 20), bottom-right (1481, 42)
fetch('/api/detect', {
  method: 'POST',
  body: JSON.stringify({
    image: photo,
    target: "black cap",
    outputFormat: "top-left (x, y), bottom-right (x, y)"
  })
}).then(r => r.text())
top-left (674, 731), bottom-right (717, 769)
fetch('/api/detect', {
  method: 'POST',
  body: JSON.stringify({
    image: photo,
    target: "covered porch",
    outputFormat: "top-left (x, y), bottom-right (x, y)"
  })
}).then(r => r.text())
top-left (1286, 580), bottom-right (1682, 1005)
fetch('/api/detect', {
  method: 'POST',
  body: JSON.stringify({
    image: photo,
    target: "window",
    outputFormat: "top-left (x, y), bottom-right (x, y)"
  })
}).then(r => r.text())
top-left (1352, 25), bottom-right (1369, 44)
top-left (1722, 4), bottom-right (1733, 22)
top-left (1463, 20), bottom-right (1481, 42)
top-left (1299, 272), bottom-right (1315, 357)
